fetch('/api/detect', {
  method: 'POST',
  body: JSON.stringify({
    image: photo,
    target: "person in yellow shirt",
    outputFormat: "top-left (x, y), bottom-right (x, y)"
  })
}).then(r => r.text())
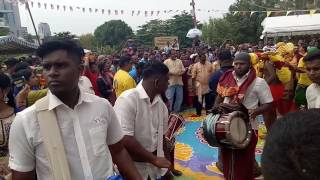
top-left (295, 56), bottom-right (312, 109)
top-left (113, 56), bottom-right (136, 97)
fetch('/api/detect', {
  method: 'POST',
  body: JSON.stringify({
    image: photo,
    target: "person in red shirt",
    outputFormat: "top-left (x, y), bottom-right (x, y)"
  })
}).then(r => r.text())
top-left (83, 54), bottom-right (99, 95)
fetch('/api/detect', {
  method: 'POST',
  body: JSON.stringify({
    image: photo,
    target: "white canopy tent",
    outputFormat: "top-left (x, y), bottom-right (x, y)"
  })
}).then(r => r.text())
top-left (261, 14), bottom-right (320, 38)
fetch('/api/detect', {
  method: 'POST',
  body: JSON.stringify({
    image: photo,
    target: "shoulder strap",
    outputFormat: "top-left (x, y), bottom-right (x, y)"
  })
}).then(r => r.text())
top-left (35, 96), bottom-right (72, 180)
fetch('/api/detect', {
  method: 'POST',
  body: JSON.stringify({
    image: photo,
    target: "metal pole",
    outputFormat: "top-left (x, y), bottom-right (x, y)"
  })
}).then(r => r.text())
top-left (26, 2), bottom-right (41, 45)
top-left (190, 0), bottom-right (197, 28)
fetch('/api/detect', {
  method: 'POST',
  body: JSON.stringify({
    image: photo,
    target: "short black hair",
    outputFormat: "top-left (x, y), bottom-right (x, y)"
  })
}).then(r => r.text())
top-left (14, 62), bottom-right (30, 73)
top-left (118, 56), bottom-right (131, 68)
top-left (218, 49), bottom-right (232, 61)
top-left (262, 109), bottom-right (320, 180)
top-left (142, 62), bottom-right (169, 79)
top-left (0, 73), bottom-right (15, 108)
top-left (135, 62), bottom-right (145, 70)
top-left (304, 49), bottom-right (320, 62)
top-left (300, 43), bottom-right (308, 53)
top-left (4, 58), bottom-right (19, 68)
top-left (36, 40), bottom-right (84, 64)
top-left (12, 69), bottom-right (33, 82)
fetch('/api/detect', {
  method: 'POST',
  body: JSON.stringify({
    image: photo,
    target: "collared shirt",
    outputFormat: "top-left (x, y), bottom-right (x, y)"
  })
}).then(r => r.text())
top-left (79, 76), bottom-right (95, 95)
top-left (113, 83), bottom-right (168, 179)
top-left (192, 61), bottom-right (213, 95)
top-left (164, 58), bottom-right (185, 86)
top-left (9, 90), bottom-right (124, 180)
top-left (306, 83), bottom-right (320, 109)
top-left (113, 69), bottom-right (137, 97)
top-left (224, 71), bottom-right (273, 130)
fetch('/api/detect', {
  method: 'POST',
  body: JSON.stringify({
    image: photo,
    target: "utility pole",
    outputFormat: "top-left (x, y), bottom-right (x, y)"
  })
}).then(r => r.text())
top-left (190, 0), bottom-right (197, 28)
top-left (25, 2), bottom-right (41, 45)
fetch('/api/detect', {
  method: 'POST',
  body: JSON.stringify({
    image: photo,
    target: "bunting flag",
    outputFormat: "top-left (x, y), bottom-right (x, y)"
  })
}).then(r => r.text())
top-left (115, 10), bottom-right (118, 15)
top-left (157, 10), bottom-right (160, 16)
top-left (137, 10), bottom-right (140, 16)
top-left (76, 7), bottom-right (80, 10)
top-left (144, 10), bottom-right (148, 17)
top-left (310, 9), bottom-right (317, 15)
top-left (131, 10), bottom-right (134, 16)
top-left (150, 11), bottom-right (154, 16)
top-left (37, 2), bottom-right (40, 8)
top-left (95, 9), bottom-right (98, 13)
top-left (102, 9), bottom-right (104, 14)
top-left (89, 8), bottom-right (92, 13)
top-left (286, 11), bottom-right (292, 16)
top-left (44, 3), bottom-right (47, 9)
top-left (121, 10), bottom-right (124, 15)
top-left (69, 6), bottom-right (73, 11)
top-left (267, 11), bottom-right (272, 17)
top-left (108, 9), bottom-right (111, 15)
top-left (63, 5), bottom-right (66, 11)
top-left (57, 5), bottom-right (59, 10)
top-left (50, 4), bottom-right (53, 10)
top-left (30, 1), bottom-right (33, 7)
top-left (175, 10), bottom-right (179, 13)
top-left (82, 7), bottom-right (85, 12)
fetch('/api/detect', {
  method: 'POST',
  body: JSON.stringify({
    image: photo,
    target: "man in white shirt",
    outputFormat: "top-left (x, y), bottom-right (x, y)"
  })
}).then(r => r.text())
top-left (214, 52), bottom-right (273, 180)
top-left (304, 49), bottom-right (320, 109)
top-left (114, 62), bottom-right (171, 180)
top-left (9, 40), bottom-right (142, 180)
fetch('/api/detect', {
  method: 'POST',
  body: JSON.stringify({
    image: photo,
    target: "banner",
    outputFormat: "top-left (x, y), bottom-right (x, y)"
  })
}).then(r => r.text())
top-left (154, 36), bottom-right (179, 50)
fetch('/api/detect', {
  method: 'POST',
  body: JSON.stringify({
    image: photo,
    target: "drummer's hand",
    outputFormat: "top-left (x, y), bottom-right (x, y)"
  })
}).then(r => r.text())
top-left (151, 157), bottom-right (171, 168)
top-left (248, 109), bottom-right (258, 120)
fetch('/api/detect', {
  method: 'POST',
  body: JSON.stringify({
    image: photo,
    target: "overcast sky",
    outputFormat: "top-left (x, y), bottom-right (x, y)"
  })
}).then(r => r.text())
top-left (19, 0), bottom-right (235, 35)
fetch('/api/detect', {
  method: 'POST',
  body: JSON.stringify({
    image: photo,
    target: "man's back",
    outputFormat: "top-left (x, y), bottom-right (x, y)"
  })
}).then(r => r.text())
top-left (113, 69), bottom-right (136, 97)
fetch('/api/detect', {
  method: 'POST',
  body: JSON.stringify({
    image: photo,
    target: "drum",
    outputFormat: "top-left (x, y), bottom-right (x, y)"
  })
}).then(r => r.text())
top-left (165, 114), bottom-right (185, 151)
top-left (202, 111), bottom-right (252, 149)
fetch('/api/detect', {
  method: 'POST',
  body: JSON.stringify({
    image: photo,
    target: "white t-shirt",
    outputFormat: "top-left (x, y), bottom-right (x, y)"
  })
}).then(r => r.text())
top-left (224, 73), bottom-right (273, 129)
top-left (9, 90), bottom-right (123, 180)
top-left (306, 83), bottom-right (320, 109)
top-left (113, 83), bottom-right (168, 179)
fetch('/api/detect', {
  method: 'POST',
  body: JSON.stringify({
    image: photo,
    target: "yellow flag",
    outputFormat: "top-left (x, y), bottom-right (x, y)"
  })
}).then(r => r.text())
top-left (310, 9), bottom-right (317, 15)
top-left (267, 11), bottom-right (272, 17)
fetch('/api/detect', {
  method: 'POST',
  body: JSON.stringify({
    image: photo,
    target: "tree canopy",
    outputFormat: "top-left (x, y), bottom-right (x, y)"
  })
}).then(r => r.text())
top-left (136, 13), bottom-right (196, 48)
top-left (94, 20), bottom-right (133, 48)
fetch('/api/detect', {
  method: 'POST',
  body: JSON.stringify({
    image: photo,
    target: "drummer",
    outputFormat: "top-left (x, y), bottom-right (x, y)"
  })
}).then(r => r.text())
top-left (113, 62), bottom-right (171, 180)
top-left (213, 52), bottom-right (273, 180)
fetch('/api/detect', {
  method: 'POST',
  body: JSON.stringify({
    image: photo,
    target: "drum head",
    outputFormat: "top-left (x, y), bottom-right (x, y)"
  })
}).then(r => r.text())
top-left (229, 117), bottom-right (247, 144)
top-left (202, 114), bottom-right (220, 147)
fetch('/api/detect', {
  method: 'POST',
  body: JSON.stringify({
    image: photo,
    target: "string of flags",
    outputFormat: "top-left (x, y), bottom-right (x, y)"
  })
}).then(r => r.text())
top-left (5, 0), bottom-right (320, 17)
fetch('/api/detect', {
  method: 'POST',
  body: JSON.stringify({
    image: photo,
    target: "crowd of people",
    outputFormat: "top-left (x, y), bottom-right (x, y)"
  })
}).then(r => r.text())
top-left (0, 37), bottom-right (319, 180)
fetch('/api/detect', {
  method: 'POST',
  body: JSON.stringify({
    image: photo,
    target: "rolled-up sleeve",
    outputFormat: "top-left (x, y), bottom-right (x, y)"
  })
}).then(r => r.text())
top-left (9, 114), bottom-right (35, 172)
top-left (113, 96), bottom-right (136, 136)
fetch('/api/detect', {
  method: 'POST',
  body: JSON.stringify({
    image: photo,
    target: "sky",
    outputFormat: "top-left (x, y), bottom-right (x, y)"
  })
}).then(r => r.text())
top-left (19, 0), bottom-right (236, 35)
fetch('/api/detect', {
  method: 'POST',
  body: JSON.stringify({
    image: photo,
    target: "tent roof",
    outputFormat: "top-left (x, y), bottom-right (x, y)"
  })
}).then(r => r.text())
top-left (0, 36), bottom-right (38, 55)
top-left (261, 14), bottom-right (320, 37)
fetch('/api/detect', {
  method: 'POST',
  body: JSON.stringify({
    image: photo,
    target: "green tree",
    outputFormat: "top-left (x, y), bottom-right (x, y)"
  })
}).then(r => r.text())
top-left (79, 33), bottom-right (95, 50)
top-left (0, 27), bottom-right (9, 36)
top-left (136, 19), bottom-right (170, 47)
top-left (94, 20), bottom-right (133, 48)
top-left (202, 18), bottom-right (233, 45)
top-left (135, 13), bottom-right (196, 48)
top-left (53, 31), bottom-right (77, 40)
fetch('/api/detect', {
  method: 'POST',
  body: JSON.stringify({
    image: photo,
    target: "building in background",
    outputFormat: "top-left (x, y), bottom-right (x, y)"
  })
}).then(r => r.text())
top-left (21, 26), bottom-right (28, 37)
top-left (38, 22), bottom-right (51, 39)
top-left (0, 0), bottom-right (22, 36)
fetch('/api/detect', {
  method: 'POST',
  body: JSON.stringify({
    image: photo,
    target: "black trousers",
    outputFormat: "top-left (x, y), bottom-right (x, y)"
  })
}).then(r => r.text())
top-left (194, 93), bottom-right (212, 115)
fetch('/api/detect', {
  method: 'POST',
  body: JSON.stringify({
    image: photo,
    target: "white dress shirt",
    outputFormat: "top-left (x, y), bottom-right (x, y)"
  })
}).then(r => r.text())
top-left (113, 83), bottom-right (168, 180)
top-left (79, 76), bottom-right (95, 95)
top-left (306, 83), bottom-right (320, 109)
top-left (224, 71), bottom-right (273, 129)
top-left (9, 90), bottom-right (123, 180)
